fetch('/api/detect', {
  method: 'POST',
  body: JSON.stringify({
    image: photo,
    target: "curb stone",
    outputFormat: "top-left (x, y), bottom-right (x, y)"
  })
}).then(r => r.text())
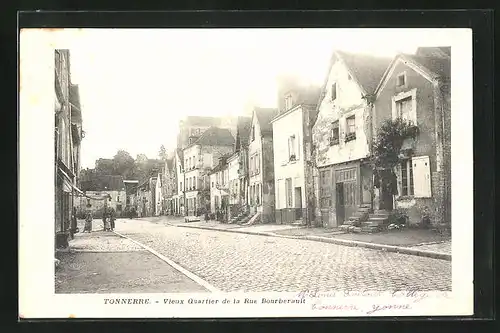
top-left (175, 224), bottom-right (451, 261)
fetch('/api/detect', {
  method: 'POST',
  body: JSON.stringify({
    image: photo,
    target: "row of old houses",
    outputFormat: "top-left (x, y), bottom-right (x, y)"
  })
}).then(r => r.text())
top-left (154, 46), bottom-right (451, 231)
top-left (54, 49), bottom-right (85, 248)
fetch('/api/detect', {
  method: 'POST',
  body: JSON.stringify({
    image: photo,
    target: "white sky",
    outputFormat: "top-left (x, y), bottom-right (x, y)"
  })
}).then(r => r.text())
top-left (62, 28), bottom-right (446, 169)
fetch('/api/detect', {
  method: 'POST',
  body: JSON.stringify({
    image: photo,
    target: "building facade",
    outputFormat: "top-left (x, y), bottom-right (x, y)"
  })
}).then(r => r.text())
top-left (54, 49), bottom-right (84, 248)
top-left (177, 116), bottom-right (238, 150)
top-left (209, 156), bottom-right (230, 216)
top-left (372, 47), bottom-right (451, 227)
top-left (272, 78), bottom-right (321, 225)
top-left (161, 158), bottom-right (176, 215)
top-left (78, 175), bottom-right (126, 218)
top-left (182, 127), bottom-right (235, 216)
top-left (234, 116), bottom-right (252, 213)
top-left (173, 148), bottom-right (184, 215)
top-left (248, 108), bottom-right (278, 223)
top-left (312, 51), bottom-right (392, 228)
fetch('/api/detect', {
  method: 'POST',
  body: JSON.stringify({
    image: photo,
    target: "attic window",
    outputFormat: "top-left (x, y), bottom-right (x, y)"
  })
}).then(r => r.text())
top-left (397, 73), bottom-right (407, 87)
top-left (331, 83), bottom-right (337, 101)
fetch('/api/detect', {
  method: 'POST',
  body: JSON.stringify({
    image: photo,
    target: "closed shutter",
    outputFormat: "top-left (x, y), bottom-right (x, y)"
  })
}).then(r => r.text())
top-left (412, 156), bottom-right (432, 198)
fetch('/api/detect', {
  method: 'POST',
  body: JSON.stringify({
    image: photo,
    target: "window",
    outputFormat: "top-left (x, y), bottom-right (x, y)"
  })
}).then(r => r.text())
top-left (256, 184), bottom-right (261, 205)
top-left (193, 176), bottom-right (196, 189)
top-left (284, 94), bottom-right (293, 110)
top-left (329, 121), bottom-right (340, 145)
top-left (117, 196), bottom-right (120, 202)
top-left (212, 181), bottom-right (214, 188)
top-left (256, 154), bottom-right (260, 173)
top-left (345, 115), bottom-right (356, 142)
top-left (400, 160), bottom-right (414, 196)
top-left (396, 97), bottom-right (413, 122)
top-left (331, 83), bottom-right (337, 101)
top-left (397, 73), bottom-right (406, 87)
top-left (288, 135), bottom-right (297, 161)
top-left (285, 178), bottom-right (293, 208)
top-left (251, 126), bottom-right (255, 141)
top-left (180, 182), bottom-right (183, 191)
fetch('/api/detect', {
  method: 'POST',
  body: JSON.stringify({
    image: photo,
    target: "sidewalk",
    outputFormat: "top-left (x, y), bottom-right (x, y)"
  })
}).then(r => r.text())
top-left (55, 220), bottom-right (208, 293)
top-left (171, 219), bottom-right (452, 261)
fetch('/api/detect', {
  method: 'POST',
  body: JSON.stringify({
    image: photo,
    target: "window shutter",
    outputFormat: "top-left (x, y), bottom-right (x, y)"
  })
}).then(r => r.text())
top-left (412, 156), bottom-right (432, 198)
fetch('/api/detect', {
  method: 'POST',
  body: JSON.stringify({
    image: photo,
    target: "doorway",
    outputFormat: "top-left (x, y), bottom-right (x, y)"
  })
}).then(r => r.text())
top-left (294, 187), bottom-right (302, 220)
top-left (335, 183), bottom-right (345, 225)
top-left (335, 167), bottom-right (358, 224)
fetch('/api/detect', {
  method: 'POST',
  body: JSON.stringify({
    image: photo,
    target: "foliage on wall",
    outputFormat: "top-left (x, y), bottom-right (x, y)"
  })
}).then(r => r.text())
top-left (370, 117), bottom-right (419, 171)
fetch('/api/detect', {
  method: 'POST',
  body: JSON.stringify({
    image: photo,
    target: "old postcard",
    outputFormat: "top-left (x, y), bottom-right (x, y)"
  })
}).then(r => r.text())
top-left (18, 27), bottom-right (473, 318)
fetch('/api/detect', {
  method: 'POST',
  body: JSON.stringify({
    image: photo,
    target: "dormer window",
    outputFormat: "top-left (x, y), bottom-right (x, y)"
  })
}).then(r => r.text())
top-left (284, 94), bottom-right (293, 110)
top-left (251, 125), bottom-right (255, 141)
top-left (331, 83), bottom-right (337, 101)
top-left (397, 73), bottom-right (407, 87)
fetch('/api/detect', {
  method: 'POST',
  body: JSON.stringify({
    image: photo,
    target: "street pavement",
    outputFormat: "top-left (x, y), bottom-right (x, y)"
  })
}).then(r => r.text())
top-left (114, 217), bottom-right (452, 292)
top-left (55, 220), bottom-right (208, 294)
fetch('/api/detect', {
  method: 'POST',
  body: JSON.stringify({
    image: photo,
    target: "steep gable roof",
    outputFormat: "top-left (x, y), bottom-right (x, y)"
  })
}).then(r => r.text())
top-left (334, 50), bottom-right (393, 96)
top-left (175, 148), bottom-right (184, 167)
top-left (254, 107), bottom-right (278, 135)
top-left (415, 47), bottom-right (451, 59)
top-left (191, 126), bottom-right (235, 147)
top-left (402, 54), bottom-right (451, 79)
top-left (235, 116), bottom-right (252, 150)
top-left (374, 52), bottom-right (451, 97)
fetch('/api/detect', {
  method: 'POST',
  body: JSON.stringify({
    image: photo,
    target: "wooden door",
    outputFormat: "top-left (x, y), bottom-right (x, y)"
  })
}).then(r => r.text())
top-left (335, 183), bottom-right (345, 225)
top-left (336, 168), bottom-right (357, 223)
top-left (294, 187), bottom-right (302, 220)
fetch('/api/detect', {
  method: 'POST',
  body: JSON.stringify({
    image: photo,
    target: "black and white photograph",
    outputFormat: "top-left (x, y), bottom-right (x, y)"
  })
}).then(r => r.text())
top-left (19, 27), bottom-right (473, 318)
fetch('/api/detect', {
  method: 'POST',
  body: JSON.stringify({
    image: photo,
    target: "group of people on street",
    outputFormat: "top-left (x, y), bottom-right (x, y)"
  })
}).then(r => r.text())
top-left (83, 204), bottom-right (116, 233)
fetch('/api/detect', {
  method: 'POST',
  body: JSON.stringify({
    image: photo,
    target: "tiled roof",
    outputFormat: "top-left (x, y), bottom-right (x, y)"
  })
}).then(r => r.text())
top-left (209, 154), bottom-right (231, 174)
top-left (254, 107), bottom-right (278, 135)
top-left (191, 126), bottom-right (235, 147)
top-left (415, 47), bottom-right (451, 58)
top-left (235, 116), bottom-right (252, 149)
top-left (81, 175), bottom-right (125, 192)
top-left (335, 50), bottom-right (393, 95)
top-left (402, 54), bottom-right (451, 79)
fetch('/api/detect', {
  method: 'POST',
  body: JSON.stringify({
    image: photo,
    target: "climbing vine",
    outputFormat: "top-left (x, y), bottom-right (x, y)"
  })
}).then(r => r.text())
top-left (370, 117), bottom-right (419, 171)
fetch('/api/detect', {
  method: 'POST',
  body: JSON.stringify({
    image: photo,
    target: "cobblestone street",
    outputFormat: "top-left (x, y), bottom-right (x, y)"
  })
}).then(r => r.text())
top-left (115, 217), bottom-right (452, 292)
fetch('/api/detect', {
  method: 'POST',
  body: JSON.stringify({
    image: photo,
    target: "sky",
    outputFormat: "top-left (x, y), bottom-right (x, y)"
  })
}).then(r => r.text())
top-left (61, 28), bottom-right (442, 169)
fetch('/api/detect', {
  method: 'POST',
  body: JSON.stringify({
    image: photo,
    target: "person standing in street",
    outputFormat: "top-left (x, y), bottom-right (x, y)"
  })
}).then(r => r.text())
top-left (109, 207), bottom-right (116, 231)
top-left (83, 204), bottom-right (93, 233)
top-left (102, 207), bottom-right (110, 231)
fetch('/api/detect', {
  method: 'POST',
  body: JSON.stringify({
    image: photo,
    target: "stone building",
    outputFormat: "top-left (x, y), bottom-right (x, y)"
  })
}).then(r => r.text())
top-left (234, 116), bottom-right (252, 212)
top-left (372, 47), bottom-right (451, 227)
top-left (54, 49), bottom-right (84, 248)
top-left (312, 50), bottom-right (392, 228)
top-left (161, 158), bottom-right (176, 215)
top-left (172, 148), bottom-right (184, 215)
top-left (78, 175), bottom-right (126, 218)
top-left (271, 76), bottom-right (321, 225)
top-left (176, 115), bottom-right (237, 150)
top-left (209, 155), bottom-right (230, 215)
top-left (182, 126), bottom-right (235, 216)
top-left (248, 107), bottom-right (278, 223)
